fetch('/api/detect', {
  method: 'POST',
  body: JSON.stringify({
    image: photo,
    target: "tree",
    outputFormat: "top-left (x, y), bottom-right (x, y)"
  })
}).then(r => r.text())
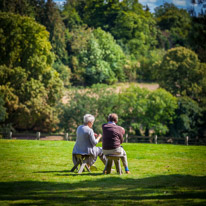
top-left (145, 88), bottom-right (178, 135)
top-left (138, 49), bottom-right (165, 81)
top-left (111, 5), bottom-right (157, 56)
top-left (53, 61), bottom-right (71, 87)
top-left (156, 47), bottom-right (205, 101)
top-left (0, 92), bottom-right (6, 122)
top-left (62, 0), bottom-right (83, 30)
top-left (154, 3), bottom-right (191, 48)
top-left (118, 85), bottom-right (177, 135)
top-left (40, 0), bottom-right (68, 64)
top-left (0, 12), bottom-right (63, 131)
top-left (168, 96), bottom-right (202, 138)
top-left (68, 27), bottom-right (126, 85)
top-left (0, 0), bottom-right (36, 17)
top-left (189, 15), bottom-right (206, 63)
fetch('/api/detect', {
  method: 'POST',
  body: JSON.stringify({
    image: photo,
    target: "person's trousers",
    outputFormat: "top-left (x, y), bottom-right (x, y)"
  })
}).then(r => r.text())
top-left (103, 147), bottom-right (128, 168)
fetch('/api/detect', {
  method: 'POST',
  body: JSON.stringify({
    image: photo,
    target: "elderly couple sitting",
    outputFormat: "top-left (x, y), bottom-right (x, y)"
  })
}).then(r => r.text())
top-left (72, 113), bottom-right (130, 174)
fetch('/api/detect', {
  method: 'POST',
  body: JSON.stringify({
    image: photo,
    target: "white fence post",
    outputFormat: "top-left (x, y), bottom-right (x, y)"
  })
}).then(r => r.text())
top-left (36, 132), bottom-right (40, 140)
top-left (185, 136), bottom-right (189, 146)
top-left (64, 133), bottom-right (69, 141)
top-left (155, 135), bottom-right (158, 144)
top-left (125, 134), bottom-right (128, 143)
top-left (9, 131), bottom-right (12, 139)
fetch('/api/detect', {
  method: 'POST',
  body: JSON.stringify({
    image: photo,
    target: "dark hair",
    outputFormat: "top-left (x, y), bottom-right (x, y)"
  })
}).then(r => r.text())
top-left (108, 113), bottom-right (118, 123)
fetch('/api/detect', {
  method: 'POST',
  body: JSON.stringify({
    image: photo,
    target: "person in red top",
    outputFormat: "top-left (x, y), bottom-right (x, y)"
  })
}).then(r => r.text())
top-left (102, 113), bottom-right (130, 174)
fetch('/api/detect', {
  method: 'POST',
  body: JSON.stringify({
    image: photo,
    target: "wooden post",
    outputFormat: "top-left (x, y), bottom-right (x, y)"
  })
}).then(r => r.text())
top-left (9, 131), bottom-right (12, 139)
top-left (36, 132), bottom-right (40, 140)
top-left (64, 133), bottom-right (68, 141)
top-left (125, 134), bottom-right (128, 143)
top-left (185, 136), bottom-right (189, 146)
top-left (155, 135), bottom-right (158, 144)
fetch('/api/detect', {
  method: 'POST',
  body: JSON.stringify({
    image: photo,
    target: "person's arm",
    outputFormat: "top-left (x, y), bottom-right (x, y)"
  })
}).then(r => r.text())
top-left (96, 134), bottom-right (102, 142)
top-left (88, 128), bottom-right (101, 146)
top-left (118, 126), bottom-right (124, 144)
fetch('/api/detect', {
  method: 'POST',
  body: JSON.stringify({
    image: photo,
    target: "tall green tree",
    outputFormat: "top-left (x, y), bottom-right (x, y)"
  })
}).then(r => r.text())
top-left (189, 15), bottom-right (206, 63)
top-left (41, 0), bottom-right (68, 64)
top-left (64, 0), bottom-right (157, 57)
top-left (118, 85), bottom-right (177, 135)
top-left (0, 92), bottom-right (6, 122)
top-left (0, 0), bottom-right (36, 17)
top-left (111, 9), bottom-right (157, 56)
top-left (156, 47), bottom-right (205, 101)
top-left (68, 27), bottom-right (126, 85)
top-left (168, 96), bottom-right (202, 138)
top-left (0, 12), bottom-right (63, 131)
top-left (62, 0), bottom-right (83, 30)
top-left (154, 3), bottom-right (191, 48)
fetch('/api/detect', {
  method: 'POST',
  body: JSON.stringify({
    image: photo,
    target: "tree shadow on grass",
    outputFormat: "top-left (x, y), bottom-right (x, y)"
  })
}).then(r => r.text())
top-left (0, 175), bottom-right (206, 206)
top-left (34, 170), bottom-right (103, 176)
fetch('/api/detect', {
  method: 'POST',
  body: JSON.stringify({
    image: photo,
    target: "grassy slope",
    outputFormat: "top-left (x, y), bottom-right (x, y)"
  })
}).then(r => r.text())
top-left (0, 140), bottom-right (206, 206)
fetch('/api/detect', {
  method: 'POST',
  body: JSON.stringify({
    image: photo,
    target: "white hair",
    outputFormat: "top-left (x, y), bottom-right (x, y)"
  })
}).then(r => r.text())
top-left (83, 114), bottom-right (95, 124)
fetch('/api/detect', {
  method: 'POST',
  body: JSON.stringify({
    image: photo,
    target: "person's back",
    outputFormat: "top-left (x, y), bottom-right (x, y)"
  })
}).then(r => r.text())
top-left (73, 125), bottom-right (98, 155)
top-left (102, 113), bottom-right (130, 174)
top-left (72, 114), bottom-right (106, 167)
top-left (102, 123), bottom-right (123, 150)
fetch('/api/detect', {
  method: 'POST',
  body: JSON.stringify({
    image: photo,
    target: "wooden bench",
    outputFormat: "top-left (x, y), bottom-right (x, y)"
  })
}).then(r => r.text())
top-left (71, 154), bottom-right (91, 174)
top-left (103, 154), bottom-right (123, 175)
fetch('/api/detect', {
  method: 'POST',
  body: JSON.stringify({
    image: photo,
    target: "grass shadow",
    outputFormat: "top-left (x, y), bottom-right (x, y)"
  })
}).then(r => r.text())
top-left (34, 170), bottom-right (103, 176)
top-left (0, 175), bottom-right (206, 205)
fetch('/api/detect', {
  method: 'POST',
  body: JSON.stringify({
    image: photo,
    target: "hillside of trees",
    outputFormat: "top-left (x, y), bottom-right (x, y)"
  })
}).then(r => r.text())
top-left (0, 0), bottom-right (205, 140)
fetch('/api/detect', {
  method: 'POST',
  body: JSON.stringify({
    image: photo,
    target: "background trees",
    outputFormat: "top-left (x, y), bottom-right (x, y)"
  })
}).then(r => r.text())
top-left (189, 15), bottom-right (206, 63)
top-left (154, 3), bottom-right (191, 48)
top-left (59, 85), bottom-right (177, 136)
top-left (118, 86), bottom-right (177, 136)
top-left (67, 27), bottom-right (126, 85)
top-left (0, 0), bottom-right (205, 139)
top-left (0, 12), bottom-right (63, 131)
top-left (111, 6), bottom-right (157, 57)
top-left (155, 47), bottom-right (204, 100)
top-left (0, 92), bottom-right (6, 122)
top-left (168, 96), bottom-right (202, 138)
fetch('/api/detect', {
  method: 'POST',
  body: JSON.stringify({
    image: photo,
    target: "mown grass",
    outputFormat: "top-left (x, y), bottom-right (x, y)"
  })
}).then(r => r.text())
top-left (0, 140), bottom-right (206, 205)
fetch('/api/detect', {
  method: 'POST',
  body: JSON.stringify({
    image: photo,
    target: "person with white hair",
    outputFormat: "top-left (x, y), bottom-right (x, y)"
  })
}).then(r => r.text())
top-left (72, 114), bottom-right (106, 168)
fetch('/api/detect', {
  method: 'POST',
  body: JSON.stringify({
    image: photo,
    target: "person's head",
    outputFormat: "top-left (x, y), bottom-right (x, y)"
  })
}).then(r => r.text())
top-left (108, 113), bottom-right (118, 123)
top-left (83, 114), bottom-right (95, 128)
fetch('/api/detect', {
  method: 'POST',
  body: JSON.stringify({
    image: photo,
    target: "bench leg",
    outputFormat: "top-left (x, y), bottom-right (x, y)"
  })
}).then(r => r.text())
top-left (114, 159), bottom-right (122, 175)
top-left (78, 163), bottom-right (87, 173)
top-left (103, 159), bottom-right (113, 174)
top-left (77, 156), bottom-right (91, 174)
top-left (71, 160), bottom-right (80, 172)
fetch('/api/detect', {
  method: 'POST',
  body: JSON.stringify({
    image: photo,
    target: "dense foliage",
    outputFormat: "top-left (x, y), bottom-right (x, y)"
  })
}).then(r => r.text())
top-left (156, 47), bottom-right (205, 101)
top-left (0, 0), bottom-right (205, 139)
top-left (59, 84), bottom-right (177, 136)
top-left (0, 12), bottom-right (63, 131)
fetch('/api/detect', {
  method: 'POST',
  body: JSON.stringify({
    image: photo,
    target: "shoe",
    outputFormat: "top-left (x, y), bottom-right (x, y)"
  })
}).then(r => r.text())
top-left (126, 171), bottom-right (131, 174)
top-left (103, 170), bottom-right (107, 174)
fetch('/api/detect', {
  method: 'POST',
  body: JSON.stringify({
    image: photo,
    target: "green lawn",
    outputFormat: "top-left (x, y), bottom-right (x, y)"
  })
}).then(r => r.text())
top-left (0, 140), bottom-right (206, 206)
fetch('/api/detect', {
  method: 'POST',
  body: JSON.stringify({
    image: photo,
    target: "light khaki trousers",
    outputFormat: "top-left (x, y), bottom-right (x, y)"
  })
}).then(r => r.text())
top-left (103, 147), bottom-right (128, 168)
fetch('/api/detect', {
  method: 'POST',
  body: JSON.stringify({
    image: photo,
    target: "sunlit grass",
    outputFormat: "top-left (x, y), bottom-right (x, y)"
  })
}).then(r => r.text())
top-left (0, 140), bottom-right (206, 205)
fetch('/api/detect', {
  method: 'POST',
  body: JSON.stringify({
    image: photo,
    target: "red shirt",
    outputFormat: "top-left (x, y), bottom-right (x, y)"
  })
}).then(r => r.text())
top-left (102, 123), bottom-right (124, 150)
